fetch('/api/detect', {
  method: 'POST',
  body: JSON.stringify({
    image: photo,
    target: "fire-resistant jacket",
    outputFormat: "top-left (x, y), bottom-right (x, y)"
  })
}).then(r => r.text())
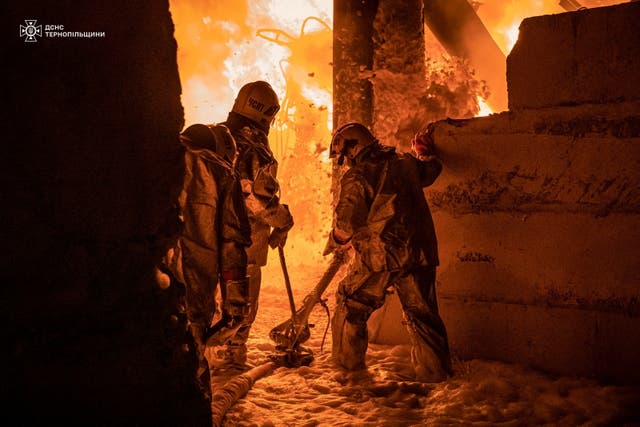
top-left (230, 125), bottom-right (293, 266)
top-left (334, 143), bottom-right (442, 272)
top-left (167, 127), bottom-right (252, 327)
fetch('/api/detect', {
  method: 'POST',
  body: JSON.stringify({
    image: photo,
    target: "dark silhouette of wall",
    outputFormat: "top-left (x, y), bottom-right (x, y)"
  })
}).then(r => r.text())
top-left (3, 1), bottom-right (209, 423)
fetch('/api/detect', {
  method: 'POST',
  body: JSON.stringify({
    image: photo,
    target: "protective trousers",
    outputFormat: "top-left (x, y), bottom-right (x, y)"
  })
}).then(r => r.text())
top-left (331, 265), bottom-right (452, 382)
top-left (188, 323), bottom-right (211, 400)
top-left (181, 246), bottom-right (217, 397)
top-left (208, 264), bottom-right (261, 371)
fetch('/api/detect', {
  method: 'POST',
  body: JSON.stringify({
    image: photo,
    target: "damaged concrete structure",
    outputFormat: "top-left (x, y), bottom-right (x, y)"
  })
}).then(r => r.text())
top-left (4, 5), bottom-right (637, 426)
top-left (368, 2), bottom-right (640, 384)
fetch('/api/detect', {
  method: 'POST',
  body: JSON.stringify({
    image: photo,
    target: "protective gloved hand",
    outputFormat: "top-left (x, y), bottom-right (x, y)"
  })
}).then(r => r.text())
top-left (412, 131), bottom-right (436, 158)
top-left (269, 204), bottom-right (293, 248)
top-left (268, 226), bottom-right (289, 249)
top-left (322, 228), bottom-right (351, 256)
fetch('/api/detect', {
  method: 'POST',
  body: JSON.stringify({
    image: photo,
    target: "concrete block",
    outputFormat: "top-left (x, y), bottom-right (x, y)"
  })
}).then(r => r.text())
top-left (439, 299), bottom-right (640, 384)
top-left (435, 211), bottom-right (640, 306)
top-left (425, 103), bottom-right (640, 215)
top-left (369, 103), bottom-right (640, 384)
top-left (507, 2), bottom-right (640, 109)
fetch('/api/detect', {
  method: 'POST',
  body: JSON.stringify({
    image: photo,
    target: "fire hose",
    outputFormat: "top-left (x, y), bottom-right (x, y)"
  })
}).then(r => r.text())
top-left (211, 361), bottom-right (276, 427)
top-left (210, 249), bottom-right (346, 426)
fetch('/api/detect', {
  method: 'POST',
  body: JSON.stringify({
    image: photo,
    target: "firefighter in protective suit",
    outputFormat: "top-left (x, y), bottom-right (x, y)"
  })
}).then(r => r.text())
top-left (209, 80), bottom-right (294, 372)
top-left (164, 123), bottom-right (252, 401)
top-left (325, 122), bottom-right (452, 382)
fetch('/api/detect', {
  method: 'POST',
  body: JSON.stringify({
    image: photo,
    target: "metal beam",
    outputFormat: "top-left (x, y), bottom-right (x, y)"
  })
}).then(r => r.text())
top-left (423, 0), bottom-right (508, 112)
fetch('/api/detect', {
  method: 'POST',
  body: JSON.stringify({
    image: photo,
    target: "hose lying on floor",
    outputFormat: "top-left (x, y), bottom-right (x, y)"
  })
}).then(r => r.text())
top-left (211, 361), bottom-right (276, 427)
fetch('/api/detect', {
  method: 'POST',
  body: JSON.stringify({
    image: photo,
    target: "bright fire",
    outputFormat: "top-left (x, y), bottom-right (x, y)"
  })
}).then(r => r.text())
top-left (476, 96), bottom-right (493, 117)
top-left (170, 0), bottom-right (334, 269)
top-left (473, 0), bottom-right (562, 55)
top-left (169, 0), bottom-right (629, 269)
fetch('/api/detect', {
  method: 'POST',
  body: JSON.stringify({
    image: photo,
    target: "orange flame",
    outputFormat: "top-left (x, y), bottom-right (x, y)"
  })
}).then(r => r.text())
top-left (170, 0), bottom-right (630, 270)
top-left (170, 0), bottom-right (334, 270)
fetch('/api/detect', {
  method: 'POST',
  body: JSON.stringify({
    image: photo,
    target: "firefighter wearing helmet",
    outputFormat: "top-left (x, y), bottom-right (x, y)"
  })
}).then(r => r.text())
top-left (324, 122), bottom-right (452, 382)
top-left (161, 120), bottom-right (252, 405)
top-left (207, 81), bottom-right (294, 374)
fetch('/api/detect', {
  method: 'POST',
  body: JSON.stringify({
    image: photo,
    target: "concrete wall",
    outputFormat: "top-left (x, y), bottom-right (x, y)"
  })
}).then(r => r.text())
top-left (430, 103), bottom-right (640, 384)
top-left (4, 0), bottom-right (209, 422)
top-left (507, 2), bottom-right (640, 110)
top-left (369, 3), bottom-right (640, 385)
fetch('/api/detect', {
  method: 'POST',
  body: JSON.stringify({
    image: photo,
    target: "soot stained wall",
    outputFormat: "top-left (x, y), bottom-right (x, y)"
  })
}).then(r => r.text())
top-left (431, 3), bottom-right (640, 384)
top-left (367, 2), bottom-right (640, 385)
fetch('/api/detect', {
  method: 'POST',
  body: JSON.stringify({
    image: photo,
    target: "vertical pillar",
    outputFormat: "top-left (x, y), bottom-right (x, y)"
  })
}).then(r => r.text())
top-left (333, 0), bottom-right (379, 130)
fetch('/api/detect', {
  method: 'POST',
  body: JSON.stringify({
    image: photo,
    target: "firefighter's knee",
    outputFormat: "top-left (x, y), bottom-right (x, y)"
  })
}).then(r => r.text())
top-left (337, 294), bottom-right (373, 324)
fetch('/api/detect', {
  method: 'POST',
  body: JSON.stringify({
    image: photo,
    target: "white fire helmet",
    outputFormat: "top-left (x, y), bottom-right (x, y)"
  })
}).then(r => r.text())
top-left (231, 81), bottom-right (280, 131)
top-left (330, 122), bottom-right (377, 165)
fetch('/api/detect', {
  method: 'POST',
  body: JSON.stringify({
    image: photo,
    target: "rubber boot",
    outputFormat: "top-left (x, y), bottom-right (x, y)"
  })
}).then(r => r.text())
top-left (208, 344), bottom-right (248, 374)
top-left (409, 331), bottom-right (449, 383)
